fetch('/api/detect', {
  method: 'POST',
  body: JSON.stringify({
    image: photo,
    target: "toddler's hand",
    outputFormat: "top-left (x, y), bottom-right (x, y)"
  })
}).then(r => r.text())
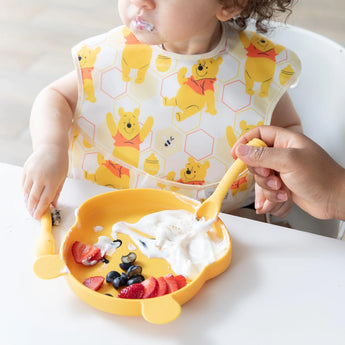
top-left (22, 145), bottom-right (69, 219)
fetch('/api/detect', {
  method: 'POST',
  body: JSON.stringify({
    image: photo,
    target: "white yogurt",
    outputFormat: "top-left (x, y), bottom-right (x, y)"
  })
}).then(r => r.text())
top-left (111, 210), bottom-right (229, 280)
top-left (131, 17), bottom-right (155, 32)
top-left (94, 236), bottom-right (119, 257)
top-left (94, 225), bottom-right (104, 232)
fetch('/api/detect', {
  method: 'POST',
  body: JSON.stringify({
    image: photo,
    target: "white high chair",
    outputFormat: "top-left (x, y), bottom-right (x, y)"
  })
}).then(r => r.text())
top-left (253, 22), bottom-right (345, 239)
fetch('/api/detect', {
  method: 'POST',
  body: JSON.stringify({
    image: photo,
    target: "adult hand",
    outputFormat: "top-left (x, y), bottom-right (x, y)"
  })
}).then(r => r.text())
top-left (232, 126), bottom-right (345, 220)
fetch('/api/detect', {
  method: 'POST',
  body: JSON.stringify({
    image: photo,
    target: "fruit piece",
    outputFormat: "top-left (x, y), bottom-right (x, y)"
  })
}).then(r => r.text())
top-left (72, 241), bottom-right (103, 266)
top-left (127, 265), bottom-right (142, 278)
top-left (83, 276), bottom-right (104, 291)
top-left (106, 270), bottom-right (120, 283)
top-left (112, 273), bottom-right (128, 289)
top-left (112, 277), bottom-right (122, 290)
top-left (118, 283), bottom-right (145, 299)
top-left (156, 276), bottom-right (168, 296)
top-left (119, 262), bottom-right (132, 271)
top-left (142, 277), bottom-right (159, 298)
top-left (119, 273), bottom-right (128, 285)
top-left (101, 257), bottom-right (110, 264)
top-left (175, 275), bottom-right (187, 289)
top-left (112, 239), bottom-right (122, 248)
top-left (121, 252), bottom-right (137, 264)
top-left (164, 274), bottom-right (178, 293)
top-left (127, 275), bottom-right (145, 286)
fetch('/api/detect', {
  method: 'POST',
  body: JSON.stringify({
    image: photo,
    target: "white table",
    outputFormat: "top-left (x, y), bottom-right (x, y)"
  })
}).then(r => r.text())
top-left (1, 162), bottom-right (344, 345)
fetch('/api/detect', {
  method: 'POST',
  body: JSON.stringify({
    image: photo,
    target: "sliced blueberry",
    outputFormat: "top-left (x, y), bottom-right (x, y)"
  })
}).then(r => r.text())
top-left (106, 270), bottom-right (121, 283)
top-left (119, 262), bottom-right (132, 271)
top-left (127, 265), bottom-right (142, 278)
top-left (121, 252), bottom-right (137, 264)
top-left (112, 277), bottom-right (122, 289)
top-left (139, 240), bottom-right (147, 248)
top-left (51, 209), bottom-right (61, 226)
top-left (112, 239), bottom-right (122, 248)
top-left (126, 275), bottom-right (145, 286)
top-left (119, 272), bottom-right (128, 286)
top-left (104, 293), bottom-right (113, 297)
top-left (102, 257), bottom-right (110, 264)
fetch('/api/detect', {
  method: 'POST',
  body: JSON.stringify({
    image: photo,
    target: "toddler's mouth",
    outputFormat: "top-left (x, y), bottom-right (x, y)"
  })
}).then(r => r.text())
top-left (132, 17), bottom-right (155, 32)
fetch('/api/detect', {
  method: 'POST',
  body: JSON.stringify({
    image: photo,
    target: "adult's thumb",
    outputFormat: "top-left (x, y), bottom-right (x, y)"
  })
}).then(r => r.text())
top-left (236, 144), bottom-right (288, 172)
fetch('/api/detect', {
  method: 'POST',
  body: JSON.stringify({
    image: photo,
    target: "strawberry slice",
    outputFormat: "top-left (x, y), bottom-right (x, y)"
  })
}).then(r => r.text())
top-left (164, 274), bottom-right (179, 293)
top-left (142, 277), bottom-right (159, 298)
top-left (72, 241), bottom-right (103, 266)
top-left (118, 283), bottom-right (145, 299)
top-left (156, 276), bottom-right (168, 296)
top-left (83, 276), bottom-right (104, 291)
top-left (175, 275), bottom-right (187, 289)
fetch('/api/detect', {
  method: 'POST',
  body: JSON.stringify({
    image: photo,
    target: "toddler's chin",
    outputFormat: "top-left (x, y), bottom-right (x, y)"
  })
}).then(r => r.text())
top-left (131, 32), bottom-right (162, 46)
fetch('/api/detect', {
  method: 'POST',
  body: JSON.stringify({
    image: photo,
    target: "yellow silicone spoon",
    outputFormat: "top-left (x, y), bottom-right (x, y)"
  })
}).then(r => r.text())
top-left (35, 208), bottom-right (55, 257)
top-left (196, 138), bottom-right (267, 220)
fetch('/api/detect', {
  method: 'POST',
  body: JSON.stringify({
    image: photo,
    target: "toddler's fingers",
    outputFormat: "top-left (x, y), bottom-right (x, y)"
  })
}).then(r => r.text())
top-left (33, 185), bottom-right (56, 219)
top-left (52, 184), bottom-right (63, 208)
top-left (22, 176), bottom-right (33, 205)
top-left (26, 182), bottom-right (44, 218)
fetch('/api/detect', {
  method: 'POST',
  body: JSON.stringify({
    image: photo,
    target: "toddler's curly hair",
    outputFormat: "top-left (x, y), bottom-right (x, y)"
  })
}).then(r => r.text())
top-left (223, 0), bottom-right (296, 33)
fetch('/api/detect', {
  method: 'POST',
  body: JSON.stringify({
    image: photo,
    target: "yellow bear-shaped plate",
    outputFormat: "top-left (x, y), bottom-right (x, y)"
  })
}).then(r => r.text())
top-left (33, 189), bottom-right (232, 324)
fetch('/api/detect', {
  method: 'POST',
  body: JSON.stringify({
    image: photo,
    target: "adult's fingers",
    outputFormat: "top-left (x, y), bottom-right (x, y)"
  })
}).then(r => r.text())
top-left (235, 144), bottom-right (293, 173)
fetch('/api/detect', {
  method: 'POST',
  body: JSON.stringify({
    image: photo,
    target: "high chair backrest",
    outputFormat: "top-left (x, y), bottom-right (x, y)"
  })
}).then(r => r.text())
top-left (266, 22), bottom-right (345, 167)
top-left (252, 22), bottom-right (345, 238)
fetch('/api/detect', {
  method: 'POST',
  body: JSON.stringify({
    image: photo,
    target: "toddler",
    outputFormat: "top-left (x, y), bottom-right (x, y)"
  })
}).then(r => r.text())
top-left (23, 0), bottom-right (302, 220)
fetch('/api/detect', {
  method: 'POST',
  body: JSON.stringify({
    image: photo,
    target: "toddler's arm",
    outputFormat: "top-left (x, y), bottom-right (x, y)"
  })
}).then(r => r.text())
top-left (22, 72), bottom-right (78, 219)
top-left (271, 92), bottom-right (302, 132)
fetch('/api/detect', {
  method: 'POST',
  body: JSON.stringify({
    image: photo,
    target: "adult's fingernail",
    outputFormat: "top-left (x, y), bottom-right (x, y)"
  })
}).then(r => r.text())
top-left (255, 200), bottom-right (263, 210)
top-left (267, 179), bottom-right (278, 190)
top-left (277, 191), bottom-right (288, 201)
top-left (237, 144), bottom-right (251, 156)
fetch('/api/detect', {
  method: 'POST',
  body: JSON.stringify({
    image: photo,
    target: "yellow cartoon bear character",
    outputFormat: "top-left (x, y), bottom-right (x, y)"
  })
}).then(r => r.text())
top-left (106, 108), bottom-right (153, 170)
top-left (165, 157), bottom-right (210, 186)
top-left (163, 56), bottom-right (223, 122)
top-left (226, 120), bottom-right (264, 148)
top-left (84, 153), bottom-right (130, 189)
top-left (239, 31), bottom-right (285, 97)
top-left (77, 45), bottom-right (101, 103)
top-left (121, 27), bottom-right (153, 84)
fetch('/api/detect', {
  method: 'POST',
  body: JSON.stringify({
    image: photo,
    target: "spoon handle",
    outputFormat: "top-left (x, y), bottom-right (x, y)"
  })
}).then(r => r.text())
top-left (207, 159), bottom-right (247, 210)
top-left (201, 138), bottom-right (267, 218)
top-left (35, 208), bottom-right (55, 257)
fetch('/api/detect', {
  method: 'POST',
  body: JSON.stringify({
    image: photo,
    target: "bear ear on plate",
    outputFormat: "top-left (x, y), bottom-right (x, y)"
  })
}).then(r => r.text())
top-left (33, 255), bottom-right (67, 280)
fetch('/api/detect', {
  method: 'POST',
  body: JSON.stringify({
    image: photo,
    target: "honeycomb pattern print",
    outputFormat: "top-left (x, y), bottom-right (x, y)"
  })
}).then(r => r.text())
top-left (69, 23), bottom-right (301, 211)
